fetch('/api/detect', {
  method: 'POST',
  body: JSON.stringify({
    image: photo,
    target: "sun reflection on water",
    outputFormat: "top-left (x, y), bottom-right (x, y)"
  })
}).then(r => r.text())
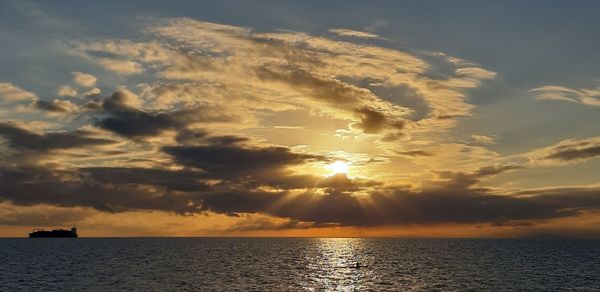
top-left (302, 238), bottom-right (372, 291)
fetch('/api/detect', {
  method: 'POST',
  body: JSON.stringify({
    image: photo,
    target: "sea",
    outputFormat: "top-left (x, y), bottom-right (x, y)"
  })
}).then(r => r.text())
top-left (1, 238), bottom-right (599, 291)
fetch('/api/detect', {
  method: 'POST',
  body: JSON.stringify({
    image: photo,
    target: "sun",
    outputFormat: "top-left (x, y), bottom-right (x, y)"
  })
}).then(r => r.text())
top-left (326, 161), bottom-right (350, 175)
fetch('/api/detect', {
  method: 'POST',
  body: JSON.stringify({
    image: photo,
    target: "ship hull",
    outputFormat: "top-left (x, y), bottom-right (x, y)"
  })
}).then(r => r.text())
top-left (29, 231), bottom-right (78, 238)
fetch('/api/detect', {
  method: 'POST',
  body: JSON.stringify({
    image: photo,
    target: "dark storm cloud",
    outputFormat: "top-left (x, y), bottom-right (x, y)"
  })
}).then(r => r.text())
top-left (82, 167), bottom-right (211, 192)
top-left (87, 90), bottom-right (233, 138)
top-left (360, 187), bottom-right (600, 225)
top-left (96, 109), bottom-right (178, 138)
top-left (162, 144), bottom-right (325, 177)
top-left (0, 137), bottom-right (376, 216)
top-left (185, 184), bottom-right (600, 226)
top-left (173, 128), bottom-right (209, 144)
top-left (1, 161), bottom-right (599, 227)
top-left (0, 166), bottom-right (198, 213)
top-left (93, 90), bottom-right (170, 137)
top-left (0, 117), bottom-right (594, 228)
top-left (0, 122), bottom-right (115, 151)
top-left (166, 142), bottom-right (374, 190)
top-left (2, 113), bottom-right (582, 227)
top-left (174, 128), bottom-right (248, 146)
top-left (164, 149), bottom-right (328, 188)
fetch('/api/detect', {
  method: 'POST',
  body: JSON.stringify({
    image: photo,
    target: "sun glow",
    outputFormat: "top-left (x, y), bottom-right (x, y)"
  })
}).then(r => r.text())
top-left (326, 161), bottom-right (350, 175)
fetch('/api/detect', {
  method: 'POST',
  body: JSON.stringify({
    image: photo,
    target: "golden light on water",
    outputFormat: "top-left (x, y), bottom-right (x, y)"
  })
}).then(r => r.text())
top-left (299, 238), bottom-right (369, 290)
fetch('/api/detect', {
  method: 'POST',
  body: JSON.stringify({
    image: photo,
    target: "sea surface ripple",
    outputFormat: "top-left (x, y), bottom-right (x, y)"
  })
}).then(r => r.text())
top-left (1, 238), bottom-right (599, 291)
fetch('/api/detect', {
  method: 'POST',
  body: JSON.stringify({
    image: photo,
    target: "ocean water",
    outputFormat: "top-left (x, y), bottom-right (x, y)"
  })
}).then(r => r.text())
top-left (0, 238), bottom-right (599, 291)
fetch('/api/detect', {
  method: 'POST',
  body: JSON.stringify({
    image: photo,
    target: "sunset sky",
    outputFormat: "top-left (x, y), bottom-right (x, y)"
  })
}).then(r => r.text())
top-left (1, 0), bottom-right (599, 237)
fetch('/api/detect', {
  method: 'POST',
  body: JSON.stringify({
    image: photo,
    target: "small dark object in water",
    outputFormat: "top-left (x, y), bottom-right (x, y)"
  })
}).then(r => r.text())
top-left (29, 227), bottom-right (78, 238)
top-left (332, 262), bottom-right (368, 269)
top-left (353, 262), bottom-right (368, 268)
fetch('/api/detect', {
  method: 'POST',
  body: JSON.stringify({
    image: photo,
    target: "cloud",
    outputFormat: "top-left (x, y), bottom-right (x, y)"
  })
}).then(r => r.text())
top-left (0, 202), bottom-right (92, 227)
top-left (0, 166), bottom-right (194, 213)
top-left (33, 99), bottom-right (79, 114)
top-left (57, 85), bottom-right (77, 97)
top-left (94, 104), bottom-right (179, 138)
top-left (154, 181), bottom-right (600, 227)
top-left (426, 163), bottom-right (520, 191)
top-left (0, 137), bottom-right (596, 228)
top-left (0, 122), bottom-right (116, 152)
top-left (84, 89), bottom-right (233, 138)
top-left (223, 215), bottom-right (328, 232)
top-left (83, 167), bottom-right (211, 192)
top-left (253, 66), bottom-right (408, 139)
top-left (471, 134), bottom-right (497, 144)
top-left (72, 72), bottom-right (97, 87)
top-left (395, 150), bottom-right (434, 157)
top-left (69, 17), bottom-right (495, 141)
top-left (177, 164), bottom-right (592, 227)
top-left (455, 67), bottom-right (497, 80)
top-left (97, 58), bottom-right (143, 74)
top-left (162, 143), bottom-right (325, 178)
top-left (317, 172), bottom-right (381, 192)
top-left (390, 143), bottom-right (502, 172)
top-left (352, 107), bottom-right (405, 134)
top-left (0, 82), bottom-right (36, 102)
top-left (328, 28), bottom-right (379, 39)
top-left (527, 137), bottom-right (600, 165)
top-left (10, 17), bottom-right (595, 235)
top-left (530, 85), bottom-right (600, 107)
top-left (82, 87), bottom-right (102, 97)
top-left (472, 164), bottom-right (521, 177)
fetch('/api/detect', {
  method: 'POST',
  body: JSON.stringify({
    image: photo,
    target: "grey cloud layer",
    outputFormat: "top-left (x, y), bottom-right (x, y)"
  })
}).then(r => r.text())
top-left (0, 158), bottom-right (598, 227)
top-left (0, 122), bottom-right (115, 152)
top-left (84, 90), bottom-right (234, 138)
top-left (0, 115), bottom-right (598, 227)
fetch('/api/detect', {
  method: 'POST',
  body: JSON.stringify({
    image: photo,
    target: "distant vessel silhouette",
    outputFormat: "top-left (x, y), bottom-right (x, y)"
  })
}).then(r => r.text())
top-left (29, 227), bottom-right (78, 238)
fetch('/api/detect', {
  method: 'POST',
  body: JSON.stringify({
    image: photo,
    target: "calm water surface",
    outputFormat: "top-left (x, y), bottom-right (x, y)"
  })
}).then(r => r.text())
top-left (0, 238), bottom-right (599, 291)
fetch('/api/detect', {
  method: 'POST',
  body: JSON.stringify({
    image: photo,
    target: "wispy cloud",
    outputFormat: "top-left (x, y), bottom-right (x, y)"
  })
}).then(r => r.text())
top-left (530, 85), bottom-right (600, 107)
top-left (328, 28), bottom-right (379, 39)
top-left (527, 137), bottom-right (600, 165)
top-left (68, 18), bottom-right (496, 143)
top-left (471, 134), bottom-right (497, 144)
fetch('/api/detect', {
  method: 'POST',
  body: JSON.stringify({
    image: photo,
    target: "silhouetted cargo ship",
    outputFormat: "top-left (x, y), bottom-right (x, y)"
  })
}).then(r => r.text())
top-left (29, 227), bottom-right (78, 238)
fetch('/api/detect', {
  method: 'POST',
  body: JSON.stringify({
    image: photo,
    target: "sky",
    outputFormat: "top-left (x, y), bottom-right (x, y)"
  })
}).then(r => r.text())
top-left (0, 0), bottom-right (599, 237)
